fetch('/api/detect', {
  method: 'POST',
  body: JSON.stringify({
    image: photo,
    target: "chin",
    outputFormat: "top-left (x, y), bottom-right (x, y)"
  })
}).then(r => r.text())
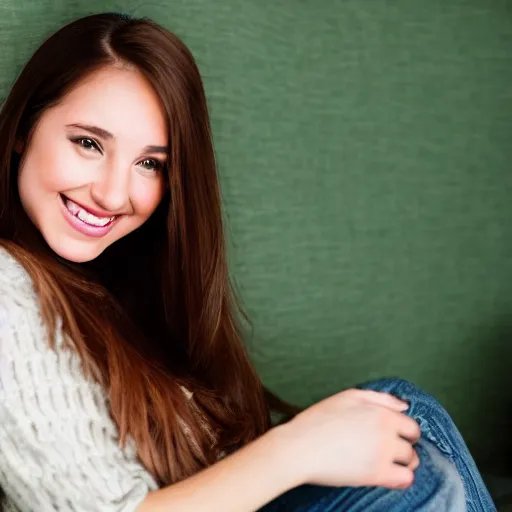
top-left (46, 237), bottom-right (106, 263)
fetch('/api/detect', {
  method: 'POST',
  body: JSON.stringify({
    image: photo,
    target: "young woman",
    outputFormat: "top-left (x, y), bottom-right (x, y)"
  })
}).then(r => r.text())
top-left (0, 12), bottom-right (495, 512)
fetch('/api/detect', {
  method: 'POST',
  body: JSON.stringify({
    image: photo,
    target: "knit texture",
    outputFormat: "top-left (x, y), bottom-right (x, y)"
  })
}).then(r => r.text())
top-left (0, 247), bottom-right (158, 511)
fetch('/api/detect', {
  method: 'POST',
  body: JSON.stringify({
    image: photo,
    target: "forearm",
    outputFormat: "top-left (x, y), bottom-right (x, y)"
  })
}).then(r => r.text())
top-left (138, 425), bottom-right (300, 512)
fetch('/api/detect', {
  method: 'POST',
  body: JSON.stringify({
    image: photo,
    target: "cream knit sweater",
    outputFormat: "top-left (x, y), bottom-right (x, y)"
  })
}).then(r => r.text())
top-left (0, 247), bottom-right (160, 511)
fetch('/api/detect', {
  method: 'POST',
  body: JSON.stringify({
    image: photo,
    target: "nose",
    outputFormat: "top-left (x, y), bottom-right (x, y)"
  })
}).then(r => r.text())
top-left (90, 160), bottom-right (131, 213)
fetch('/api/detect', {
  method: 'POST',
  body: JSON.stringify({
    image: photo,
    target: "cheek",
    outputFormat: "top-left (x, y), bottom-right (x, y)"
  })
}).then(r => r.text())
top-left (20, 138), bottom-right (85, 194)
top-left (131, 178), bottom-right (166, 218)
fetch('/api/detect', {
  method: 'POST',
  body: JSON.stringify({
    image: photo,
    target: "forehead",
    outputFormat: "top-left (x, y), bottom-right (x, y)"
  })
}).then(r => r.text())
top-left (50, 66), bottom-right (168, 145)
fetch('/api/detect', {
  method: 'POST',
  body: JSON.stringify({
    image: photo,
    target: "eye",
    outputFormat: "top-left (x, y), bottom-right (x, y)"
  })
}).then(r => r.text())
top-left (70, 137), bottom-right (101, 153)
top-left (138, 158), bottom-right (164, 173)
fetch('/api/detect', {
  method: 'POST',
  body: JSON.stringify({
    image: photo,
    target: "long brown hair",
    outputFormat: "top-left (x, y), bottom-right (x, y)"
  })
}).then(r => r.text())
top-left (0, 12), bottom-right (297, 485)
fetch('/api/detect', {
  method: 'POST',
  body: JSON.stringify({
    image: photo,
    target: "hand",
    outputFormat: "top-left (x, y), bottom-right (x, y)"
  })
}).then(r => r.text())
top-left (277, 388), bottom-right (421, 490)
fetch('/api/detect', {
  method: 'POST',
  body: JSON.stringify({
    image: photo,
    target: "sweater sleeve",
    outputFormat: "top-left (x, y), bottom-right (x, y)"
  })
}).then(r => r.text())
top-left (0, 267), bottom-right (158, 511)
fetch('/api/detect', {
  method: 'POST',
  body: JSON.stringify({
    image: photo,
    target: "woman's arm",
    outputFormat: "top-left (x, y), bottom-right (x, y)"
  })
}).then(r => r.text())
top-left (141, 387), bottom-right (421, 511)
top-left (0, 251), bottom-right (419, 512)
top-left (0, 286), bottom-right (299, 512)
top-left (0, 258), bottom-right (300, 512)
top-left (0, 291), bottom-right (159, 512)
top-left (140, 424), bottom-right (298, 512)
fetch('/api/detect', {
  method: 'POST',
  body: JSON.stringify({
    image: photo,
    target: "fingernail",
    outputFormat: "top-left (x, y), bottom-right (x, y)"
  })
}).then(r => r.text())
top-left (399, 400), bottom-right (410, 411)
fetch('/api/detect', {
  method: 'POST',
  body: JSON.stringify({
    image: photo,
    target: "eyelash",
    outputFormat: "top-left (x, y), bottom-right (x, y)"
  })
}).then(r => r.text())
top-left (71, 136), bottom-right (101, 153)
top-left (69, 137), bottom-right (165, 173)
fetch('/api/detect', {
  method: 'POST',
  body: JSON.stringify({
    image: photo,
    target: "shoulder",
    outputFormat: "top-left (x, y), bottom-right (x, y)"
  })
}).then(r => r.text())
top-left (0, 244), bottom-right (29, 277)
top-left (0, 246), bottom-right (97, 417)
top-left (0, 245), bottom-right (41, 314)
top-left (0, 246), bottom-right (48, 384)
top-left (0, 246), bottom-right (50, 391)
top-left (0, 247), bottom-right (158, 509)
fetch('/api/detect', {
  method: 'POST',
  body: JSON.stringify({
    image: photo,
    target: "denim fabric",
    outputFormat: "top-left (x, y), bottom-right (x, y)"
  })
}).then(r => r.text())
top-left (260, 378), bottom-right (496, 511)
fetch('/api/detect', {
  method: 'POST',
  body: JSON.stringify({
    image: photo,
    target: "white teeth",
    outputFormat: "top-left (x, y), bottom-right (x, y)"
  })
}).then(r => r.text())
top-left (77, 210), bottom-right (112, 227)
top-left (64, 197), bottom-right (115, 227)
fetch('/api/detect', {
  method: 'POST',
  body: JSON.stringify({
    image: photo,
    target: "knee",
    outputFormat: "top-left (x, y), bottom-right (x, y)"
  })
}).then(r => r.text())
top-left (357, 378), bottom-right (456, 453)
top-left (356, 377), bottom-right (432, 403)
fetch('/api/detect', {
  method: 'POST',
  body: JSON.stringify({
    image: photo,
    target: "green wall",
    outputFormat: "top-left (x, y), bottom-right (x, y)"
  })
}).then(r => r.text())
top-left (1, 0), bottom-right (511, 473)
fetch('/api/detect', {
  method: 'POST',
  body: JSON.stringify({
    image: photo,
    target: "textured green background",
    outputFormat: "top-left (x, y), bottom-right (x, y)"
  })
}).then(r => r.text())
top-left (1, 0), bottom-right (511, 474)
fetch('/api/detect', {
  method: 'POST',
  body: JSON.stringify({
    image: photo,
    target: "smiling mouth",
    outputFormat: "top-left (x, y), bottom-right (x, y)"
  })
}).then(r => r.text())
top-left (60, 194), bottom-right (118, 228)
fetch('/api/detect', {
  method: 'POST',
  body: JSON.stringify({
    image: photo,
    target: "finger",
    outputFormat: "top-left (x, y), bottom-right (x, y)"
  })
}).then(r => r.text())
top-left (382, 465), bottom-right (415, 490)
top-left (393, 439), bottom-right (415, 466)
top-left (397, 415), bottom-right (421, 443)
top-left (355, 390), bottom-right (409, 412)
top-left (408, 449), bottom-right (420, 471)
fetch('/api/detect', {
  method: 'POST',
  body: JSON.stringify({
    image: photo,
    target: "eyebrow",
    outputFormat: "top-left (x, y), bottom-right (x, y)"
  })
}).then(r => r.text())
top-left (66, 123), bottom-right (169, 154)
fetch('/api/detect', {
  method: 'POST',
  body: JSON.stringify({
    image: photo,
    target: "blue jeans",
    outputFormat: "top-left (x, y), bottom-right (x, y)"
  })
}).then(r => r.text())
top-left (260, 378), bottom-right (496, 511)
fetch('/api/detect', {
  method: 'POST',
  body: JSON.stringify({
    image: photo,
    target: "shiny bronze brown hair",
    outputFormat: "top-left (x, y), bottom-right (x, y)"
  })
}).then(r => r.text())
top-left (0, 12), bottom-right (297, 485)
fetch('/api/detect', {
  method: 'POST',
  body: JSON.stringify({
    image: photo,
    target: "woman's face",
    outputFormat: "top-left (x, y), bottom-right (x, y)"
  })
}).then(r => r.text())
top-left (17, 66), bottom-right (168, 263)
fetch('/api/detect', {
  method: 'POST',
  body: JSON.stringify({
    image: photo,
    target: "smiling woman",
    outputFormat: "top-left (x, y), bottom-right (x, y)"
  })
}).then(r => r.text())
top-left (0, 12), bottom-right (495, 512)
top-left (0, 11), bottom-right (274, 503)
top-left (17, 66), bottom-right (168, 262)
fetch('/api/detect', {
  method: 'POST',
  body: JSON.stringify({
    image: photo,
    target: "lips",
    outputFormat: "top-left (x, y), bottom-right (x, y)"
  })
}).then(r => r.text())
top-left (59, 194), bottom-right (120, 238)
top-left (61, 194), bottom-right (117, 228)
